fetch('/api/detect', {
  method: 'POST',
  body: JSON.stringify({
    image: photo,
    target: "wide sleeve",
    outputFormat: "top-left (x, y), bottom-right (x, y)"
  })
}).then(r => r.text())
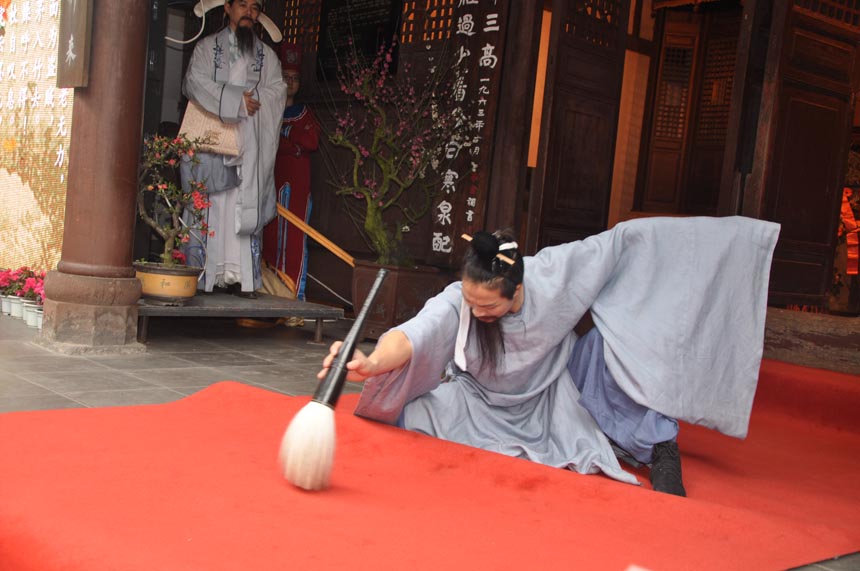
top-left (256, 47), bottom-right (287, 144)
top-left (591, 216), bottom-right (780, 438)
top-left (354, 282), bottom-right (462, 424)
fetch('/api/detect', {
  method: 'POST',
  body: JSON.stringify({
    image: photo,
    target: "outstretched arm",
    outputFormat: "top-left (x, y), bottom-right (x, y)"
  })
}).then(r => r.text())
top-left (318, 331), bottom-right (413, 383)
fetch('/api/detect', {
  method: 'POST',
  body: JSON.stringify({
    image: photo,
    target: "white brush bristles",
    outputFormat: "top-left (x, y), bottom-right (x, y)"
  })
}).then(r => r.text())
top-left (279, 401), bottom-right (336, 491)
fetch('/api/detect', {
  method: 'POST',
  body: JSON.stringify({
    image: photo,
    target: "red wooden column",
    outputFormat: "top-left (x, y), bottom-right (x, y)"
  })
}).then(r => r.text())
top-left (40, 0), bottom-right (149, 352)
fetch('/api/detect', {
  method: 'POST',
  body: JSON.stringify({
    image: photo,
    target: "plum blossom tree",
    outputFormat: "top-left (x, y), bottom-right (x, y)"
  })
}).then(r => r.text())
top-left (322, 40), bottom-right (477, 266)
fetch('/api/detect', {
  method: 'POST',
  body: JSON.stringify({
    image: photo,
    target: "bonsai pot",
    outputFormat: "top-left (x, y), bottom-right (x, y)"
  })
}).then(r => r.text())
top-left (134, 262), bottom-right (203, 306)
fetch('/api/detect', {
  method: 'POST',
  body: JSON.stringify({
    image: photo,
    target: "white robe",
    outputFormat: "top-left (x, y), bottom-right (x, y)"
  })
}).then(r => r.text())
top-left (182, 28), bottom-right (286, 292)
top-left (354, 216), bottom-right (780, 484)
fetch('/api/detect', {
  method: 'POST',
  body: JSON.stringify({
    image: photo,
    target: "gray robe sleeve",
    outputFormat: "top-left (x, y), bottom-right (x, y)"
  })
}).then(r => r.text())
top-left (524, 216), bottom-right (779, 438)
top-left (590, 216), bottom-right (780, 438)
top-left (236, 43), bottom-right (286, 233)
top-left (354, 283), bottom-right (462, 424)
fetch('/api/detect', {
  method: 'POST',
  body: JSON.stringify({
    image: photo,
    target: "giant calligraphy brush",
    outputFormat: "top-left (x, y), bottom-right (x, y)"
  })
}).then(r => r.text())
top-left (278, 268), bottom-right (388, 491)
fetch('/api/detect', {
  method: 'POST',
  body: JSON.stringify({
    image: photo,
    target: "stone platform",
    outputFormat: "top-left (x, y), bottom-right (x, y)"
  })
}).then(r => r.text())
top-left (764, 308), bottom-right (859, 375)
top-left (137, 292), bottom-right (343, 343)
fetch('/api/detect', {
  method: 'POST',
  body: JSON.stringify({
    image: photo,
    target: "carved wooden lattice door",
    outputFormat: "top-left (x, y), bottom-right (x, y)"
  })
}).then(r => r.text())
top-left (530, 0), bottom-right (629, 249)
top-left (639, 7), bottom-right (741, 214)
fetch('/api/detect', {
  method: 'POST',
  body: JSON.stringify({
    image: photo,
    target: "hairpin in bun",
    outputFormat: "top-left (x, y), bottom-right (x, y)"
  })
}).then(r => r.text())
top-left (461, 233), bottom-right (515, 266)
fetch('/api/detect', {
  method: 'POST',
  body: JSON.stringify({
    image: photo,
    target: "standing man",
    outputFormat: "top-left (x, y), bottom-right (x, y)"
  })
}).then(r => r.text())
top-left (262, 42), bottom-right (320, 301)
top-left (181, 0), bottom-right (286, 298)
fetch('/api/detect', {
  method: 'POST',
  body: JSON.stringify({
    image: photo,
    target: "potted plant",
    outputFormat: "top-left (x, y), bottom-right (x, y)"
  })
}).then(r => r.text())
top-left (322, 40), bottom-right (476, 335)
top-left (135, 134), bottom-right (212, 305)
top-left (18, 270), bottom-right (45, 327)
top-left (0, 268), bottom-right (15, 315)
top-left (0, 266), bottom-right (32, 318)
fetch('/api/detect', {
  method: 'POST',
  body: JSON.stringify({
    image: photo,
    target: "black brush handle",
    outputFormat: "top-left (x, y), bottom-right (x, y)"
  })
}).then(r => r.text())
top-left (313, 268), bottom-right (388, 408)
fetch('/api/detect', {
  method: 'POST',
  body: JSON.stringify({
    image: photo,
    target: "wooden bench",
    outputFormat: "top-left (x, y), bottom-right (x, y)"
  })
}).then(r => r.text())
top-left (137, 292), bottom-right (344, 343)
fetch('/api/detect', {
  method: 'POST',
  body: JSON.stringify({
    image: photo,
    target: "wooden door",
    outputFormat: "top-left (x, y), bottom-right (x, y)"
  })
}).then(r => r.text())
top-left (638, 6), bottom-right (742, 215)
top-left (640, 14), bottom-right (699, 213)
top-left (744, 3), bottom-right (860, 307)
top-left (683, 9), bottom-right (741, 214)
top-left (528, 0), bottom-right (629, 250)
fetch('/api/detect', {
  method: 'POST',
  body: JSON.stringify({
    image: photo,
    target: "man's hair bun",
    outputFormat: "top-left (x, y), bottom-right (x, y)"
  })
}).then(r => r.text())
top-left (461, 228), bottom-right (524, 297)
top-left (470, 231), bottom-right (499, 265)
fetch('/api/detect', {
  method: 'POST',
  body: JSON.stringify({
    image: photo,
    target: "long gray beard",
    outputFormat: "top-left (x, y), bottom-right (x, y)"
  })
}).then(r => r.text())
top-left (474, 318), bottom-right (504, 375)
top-left (236, 25), bottom-right (255, 56)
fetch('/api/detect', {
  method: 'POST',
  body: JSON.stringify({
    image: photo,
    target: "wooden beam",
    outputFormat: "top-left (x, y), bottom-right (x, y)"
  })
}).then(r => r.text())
top-left (277, 204), bottom-right (355, 268)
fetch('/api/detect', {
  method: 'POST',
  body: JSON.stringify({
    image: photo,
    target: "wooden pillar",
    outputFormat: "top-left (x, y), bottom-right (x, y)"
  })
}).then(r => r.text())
top-left (717, 0), bottom-right (762, 216)
top-left (485, 1), bottom-right (543, 233)
top-left (39, 0), bottom-right (149, 353)
top-left (738, 0), bottom-right (790, 218)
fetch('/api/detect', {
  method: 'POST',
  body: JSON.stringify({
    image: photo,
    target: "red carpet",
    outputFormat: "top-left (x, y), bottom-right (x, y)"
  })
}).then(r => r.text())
top-left (0, 359), bottom-right (857, 570)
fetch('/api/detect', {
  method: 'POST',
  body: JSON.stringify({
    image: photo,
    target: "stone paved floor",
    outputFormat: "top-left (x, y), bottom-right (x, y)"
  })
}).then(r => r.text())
top-left (0, 314), bottom-right (371, 412)
top-left (0, 311), bottom-right (857, 570)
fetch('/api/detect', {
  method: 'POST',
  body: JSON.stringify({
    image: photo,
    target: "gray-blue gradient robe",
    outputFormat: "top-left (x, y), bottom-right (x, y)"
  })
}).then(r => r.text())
top-left (181, 28), bottom-right (286, 292)
top-left (354, 216), bottom-right (780, 484)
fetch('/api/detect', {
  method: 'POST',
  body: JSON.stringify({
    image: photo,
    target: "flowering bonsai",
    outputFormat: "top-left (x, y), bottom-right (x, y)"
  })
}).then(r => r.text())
top-left (324, 40), bottom-right (476, 266)
top-left (137, 134), bottom-right (212, 268)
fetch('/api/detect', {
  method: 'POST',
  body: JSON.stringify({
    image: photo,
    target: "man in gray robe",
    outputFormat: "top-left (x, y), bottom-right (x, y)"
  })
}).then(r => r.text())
top-left (181, 0), bottom-right (286, 297)
top-left (320, 216), bottom-right (780, 496)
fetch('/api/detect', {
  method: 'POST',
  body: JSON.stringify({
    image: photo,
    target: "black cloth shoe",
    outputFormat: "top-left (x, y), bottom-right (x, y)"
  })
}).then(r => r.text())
top-left (649, 441), bottom-right (686, 497)
top-left (225, 283), bottom-right (257, 299)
